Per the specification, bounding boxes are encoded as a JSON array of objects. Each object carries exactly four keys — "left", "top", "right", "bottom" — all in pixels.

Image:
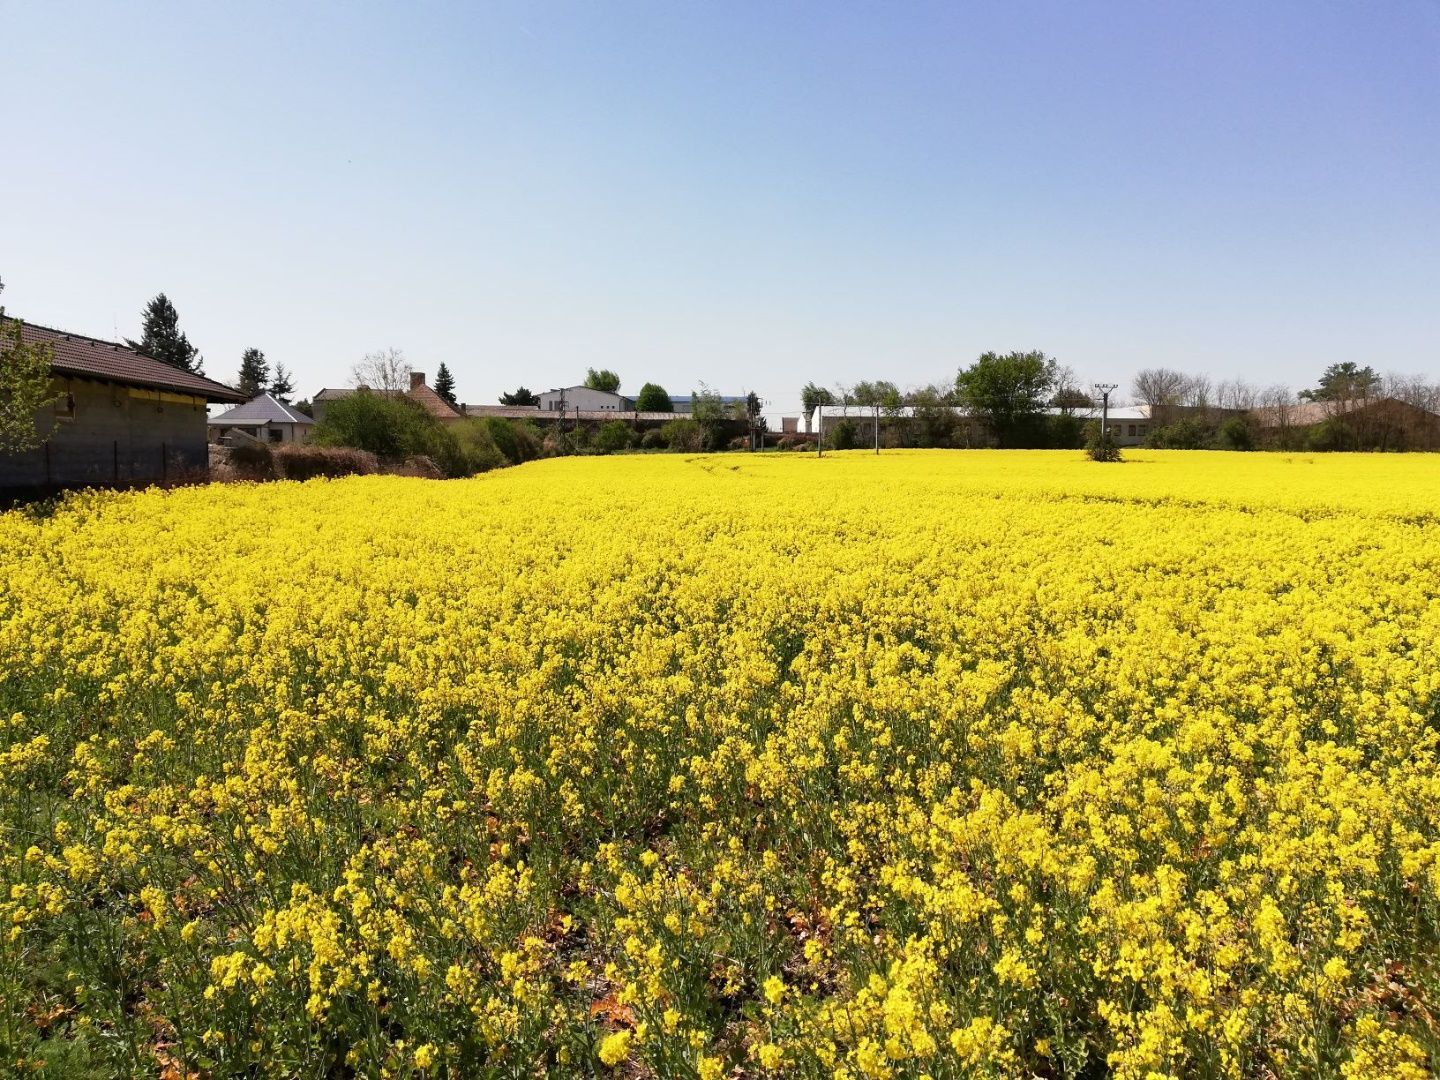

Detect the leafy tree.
[
  {"left": 689, "top": 383, "right": 737, "bottom": 450},
  {"left": 269, "top": 363, "right": 295, "bottom": 402},
  {"left": 129, "top": 293, "right": 203, "bottom": 374},
  {"left": 635, "top": 383, "right": 673, "bottom": 412},
  {"left": 1300, "top": 362, "right": 1380, "bottom": 403},
  {"left": 658, "top": 417, "right": 705, "bottom": 452},
  {"left": 745, "top": 391, "right": 767, "bottom": 433},
  {"left": 1215, "top": 416, "right": 1254, "bottom": 450},
  {"left": 433, "top": 363, "right": 458, "bottom": 407},
  {"left": 905, "top": 384, "right": 960, "bottom": 448},
  {"left": 801, "top": 383, "right": 835, "bottom": 432},
  {"left": 0, "top": 292, "right": 61, "bottom": 454},
  {"left": 237, "top": 348, "right": 269, "bottom": 397},
  {"left": 584, "top": 368, "right": 621, "bottom": 393},
  {"left": 825, "top": 418, "right": 861, "bottom": 451},
  {"left": 500, "top": 387, "right": 540, "bottom": 407},
  {"left": 351, "top": 348, "right": 410, "bottom": 392},
  {"left": 292, "top": 399, "right": 314, "bottom": 418},
  {"left": 955, "top": 350, "right": 1057, "bottom": 447}
]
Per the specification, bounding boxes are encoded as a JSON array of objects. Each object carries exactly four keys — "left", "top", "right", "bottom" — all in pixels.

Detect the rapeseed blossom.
[{"left": 1, "top": 449, "right": 1439, "bottom": 1076}]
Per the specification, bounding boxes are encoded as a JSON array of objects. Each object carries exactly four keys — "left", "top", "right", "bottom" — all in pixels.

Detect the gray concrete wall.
[{"left": 0, "top": 378, "right": 211, "bottom": 490}]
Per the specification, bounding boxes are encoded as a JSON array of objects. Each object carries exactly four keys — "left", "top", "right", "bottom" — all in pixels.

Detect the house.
[
  {"left": 311, "top": 371, "right": 463, "bottom": 423},
  {"left": 1072, "top": 405, "right": 1152, "bottom": 445},
  {"left": 1, "top": 317, "right": 246, "bottom": 492},
  {"left": 208, "top": 392, "right": 315, "bottom": 445},
  {"left": 536, "top": 386, "right": 633, "bottom": 412}
]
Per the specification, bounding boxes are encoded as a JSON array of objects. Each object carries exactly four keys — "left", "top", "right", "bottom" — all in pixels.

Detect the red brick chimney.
[{"left": 410, "top": 371, "right": 426, "bottom": 391}]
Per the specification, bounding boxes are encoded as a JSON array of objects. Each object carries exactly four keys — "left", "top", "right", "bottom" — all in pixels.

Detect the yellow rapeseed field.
[{"left": 3, "top": 449, "right": 1440, "bottom": 1078}]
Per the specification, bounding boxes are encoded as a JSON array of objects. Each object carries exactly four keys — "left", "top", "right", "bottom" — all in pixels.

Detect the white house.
[
  {"left": 208, "top": 393, "right": 315, "bottom": 445},
  {"left": 536, "top": 386, "right": 633, "bottom": 412}
]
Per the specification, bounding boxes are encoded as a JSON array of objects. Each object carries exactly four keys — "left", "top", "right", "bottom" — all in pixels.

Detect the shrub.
[
  {"left": 594, "top": 421, "right": 634, "bottom": 455},
  {"left": 639, "top": 429, "right": 667, "bottom": 451},
  {"left": 312, "top": 392, "right": 435, "bottom": 462},
  {"left": 1305, "top": 418, "right": 1355, "bottom": 452},
  {"left": 1214, "top": 417, "right": 1254, "bottom": 451},
  {"left": 272, "top": 445, "right": 379, "bottom": 480},
  {"left": 1048, "top": 414, "right": 1086, "bottom": 450},
  {"left": 825, "top": 419, "right": 860, "bottom": 451},
  {"left": 227, "top": 442, "right": 274, "bottom": 478},
  {"left": 482, "top": 417, "right": 543, "bottom": 466},
  {"left": 776, "top": 436, "right": 807, "bottom": 451},
  {"left": 660, "top": 418, "right": 705, "bottom": 453},
  {"left": 1084, "top": 421, "right": 1122, "bottom": 462},
  {"left": 449, "top": 421, "right": 508, "bottom": 475},
  {"left": 1147, "top": 417, "right": 1215, "bottom": 450}
]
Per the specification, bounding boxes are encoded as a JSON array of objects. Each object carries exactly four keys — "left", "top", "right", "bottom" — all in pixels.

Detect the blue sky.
[{"left": 2, "top": 1, "right": 1437, "bottom": 415}]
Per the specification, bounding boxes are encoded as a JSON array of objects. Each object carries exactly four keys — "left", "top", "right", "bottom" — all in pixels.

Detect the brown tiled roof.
[
  {"left": 4, "top": 317, "right": 247, "bottom": 402},
  {"left": 406, "top": 381, "right": 462, "bottom": 420}
]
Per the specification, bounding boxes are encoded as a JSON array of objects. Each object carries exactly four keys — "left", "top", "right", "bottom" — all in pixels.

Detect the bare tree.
[
  {"left": 1258, "top": 384, "right": 1297, "bottom": 448},
  {"left": 1180, "top": 374, "right": 1212, "bottom": 411},
  {"left": 1216, "top": 379, "right": 1258, "bottom": 412},
  {"left": 1132, "top": 368, "right": 1188, "bottom": 425},
  {"left": 1051, "top": 364, "right": 1092, "bottom": 413},
  {"left": 351, "top": 348, "right": 411, "bottom": 392}
]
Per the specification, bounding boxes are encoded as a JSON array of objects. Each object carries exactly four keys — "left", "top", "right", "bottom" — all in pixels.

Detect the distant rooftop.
[{"left": 209, "top": 392, "right": 315, "bottom": 426}]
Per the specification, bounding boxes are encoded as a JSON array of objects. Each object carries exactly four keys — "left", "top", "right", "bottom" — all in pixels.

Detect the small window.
[
  {"left": 267, "top": 428, "right": 283, "bottom": 443},
  {"left": 1128, "top": 424, "right": 1137, "bottom": 436},
  {"left": 54, "top": 393, "right": 76, "bottom": 421}
]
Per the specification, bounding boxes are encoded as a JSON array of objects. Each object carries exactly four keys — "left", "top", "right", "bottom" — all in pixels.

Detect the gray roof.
[{"left": 209, "top": 392, "right": 315, "bottom": 425}]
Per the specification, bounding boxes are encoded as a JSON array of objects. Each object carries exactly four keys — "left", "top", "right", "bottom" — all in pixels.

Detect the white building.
[
  {"left": 536, "top": 386, "right": 633, "bottom": 412},
  {"left": 208, "top": 393, "right": 315, "bottom": 445}
]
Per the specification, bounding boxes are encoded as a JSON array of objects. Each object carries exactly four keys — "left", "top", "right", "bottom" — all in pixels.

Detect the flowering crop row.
[{"left": 2, "top": 450, "right": 1439, "bottom": 1077}]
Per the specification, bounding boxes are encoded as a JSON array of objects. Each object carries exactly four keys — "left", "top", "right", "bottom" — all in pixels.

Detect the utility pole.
[
  {"left": 816, "top": 404, "right": 823, "bottom": 458},
  {"left": 874, "top": 404, "right": 880, "bottom": 454},
  {"left": 1093, "top": 383, "right": 1118, "bottom": 439}
]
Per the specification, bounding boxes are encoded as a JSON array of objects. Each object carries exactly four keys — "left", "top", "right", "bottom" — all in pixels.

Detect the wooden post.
[
  {"left": 162, "top": 442, "right": 167, "bottom": 484},
  {"left": 113, "top": 440, "right": 119, "bottom": 483}
]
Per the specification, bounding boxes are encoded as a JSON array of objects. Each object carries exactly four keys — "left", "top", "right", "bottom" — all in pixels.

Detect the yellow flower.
[{"left": 598, "top": 1030, "right": 633, "bottom": 1068}]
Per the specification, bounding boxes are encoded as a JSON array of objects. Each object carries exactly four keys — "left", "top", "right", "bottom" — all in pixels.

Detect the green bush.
[
  {"left": 639, "top": 429, "right": 667, "bottom": 451},
  {"left": 1084, "top": 420, "right": 1122, "bottom": 462},
  {"left": 312, "top": 392, "right": 447, "bottom": 462},
  {"left": 450, "top": 420, "right": 509, "bottom": 475},
  {"left": 479, "top": 417, "right": 542, "bottom": 466},
  {"left": 1146, "top": 417, "right": 1215, "bottom": 449},
  {"left": 594, "top": 420, "right": 634, "bottom": 454},
  {"left": 660, "top": 418, "right": 705, "bottom": 452},
  {"left": 1214, "top": 417, "right": 1254, "bottom": 451},
  {"left": 1048, "top": 414, "right": 1086, "bottom": 450},
  {"left": 1304, "top": 418, "right": 1355, "bottom": 452},
  {"left": 825, "top": 419, "right": 861, "bottom": 451}
]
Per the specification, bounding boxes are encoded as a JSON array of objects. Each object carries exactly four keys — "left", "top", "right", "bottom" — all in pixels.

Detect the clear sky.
[{"left": 2, "top": 1, "right": 1437, "bottom": 416}]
